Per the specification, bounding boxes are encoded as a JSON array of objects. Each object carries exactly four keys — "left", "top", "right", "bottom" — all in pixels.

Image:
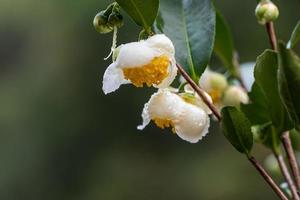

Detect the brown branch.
[
  {"left": 265, "top": 22, "right": 278, "bottom": 51},
  {"left": 249, "top": 156, "right": 289, "bottom": 200},
  {"left": 282, "top": 131, "right": 300, "bottom": 191},
  {"left": 275, "top": 152, "right": 300, "bottom": 200},
  {"left": 176, "top": 63, "right": 222, "bottom": 121}
]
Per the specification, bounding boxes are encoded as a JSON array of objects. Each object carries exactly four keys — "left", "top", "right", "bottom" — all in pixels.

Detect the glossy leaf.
[
  {"left": 241, "top": 82, "right": 270, "bottom": 125},
  {"left": 278, "top": 42, "right": 300, "bottom": 128},
  {"left": 287, "top": 20, "right": 300, "bottom": 49},
  {"left": 155, "top": 0, "right": 216, "bottom": 80},
  {"left": 116, "top": 0, "right": 159, "bottom": 30},
  {"left": 214, "top": 10, "right": 238, "bottom": 77},
  {"left": 221, "top": 106, "right": 253, "bottom": 155},
  {"left": 254, "top": 50, "right": 293, "bottom": 133}
]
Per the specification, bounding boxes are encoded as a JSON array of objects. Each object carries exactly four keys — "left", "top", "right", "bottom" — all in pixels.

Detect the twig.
[
  {"left": 176, "top": 63, "right": 222, "bottom": 121},
  {"left": 275, "top": 152, "right": 300, "bottom": 200},
  {"left": 265, "top": 20, "right": 300, "bottom": 197},
  {"left": 249, "top": 156, "right": 289, "bottom": 200},
  {"left": 282, "top": 131, "right": 300, "bottom": 191},
  {"left": 265, "top": 22, "right": 278, "bottom": 51}
]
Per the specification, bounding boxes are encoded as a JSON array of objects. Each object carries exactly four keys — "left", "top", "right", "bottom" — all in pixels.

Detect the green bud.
[
  {"left": 255, "top": 0, "right": 279, "bottom": 25},
  {"left": 93, "top": 3, "right": 124, "bottom": 34},
  {"left": 93, "top": 11, "right": 114, "bottom": 34},
  {"left": 108, "top": 12, "right": 124, "bottom": 28}
]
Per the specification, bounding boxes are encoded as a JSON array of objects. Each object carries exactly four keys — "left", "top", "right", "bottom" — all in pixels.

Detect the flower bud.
[
  {"left": 93, "top": 11, "right": 114, "bottom": 34},
  {"left": 223, "top": 86, "right": 249, "bottom": 107},
  {"left": 108, "top": 12, "right": 123, "bottom": 28},
  {"left": 93, "top": 3, "right": 123, "bottom": 34},
  {"left": 255, "top": 0, "right": 279, "bottom": 25}
]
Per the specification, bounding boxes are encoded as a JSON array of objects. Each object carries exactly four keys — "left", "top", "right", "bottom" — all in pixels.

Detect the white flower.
[
  {"left": 223, "top": 86, "right": 249, "bottom": 107},
  {"left": 199, "top": 69, "right": 228, "bottom": 104},
  {"left": 102, "top": 34, "right": 177, "bottom": 94},
  {"left": 138, "top": 89, "right": 210, "bottom": 143}
]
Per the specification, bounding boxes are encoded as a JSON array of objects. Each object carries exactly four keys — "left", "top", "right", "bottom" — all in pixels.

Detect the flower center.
[
  {"left": 122, "top": 56, "right": 169, "bottom": 87},
  {"left": 209, "top": 89, "right": 222, "bottom": 104},
  {"left": 153, "top": 118, "right": 175, "bottom": 133}
]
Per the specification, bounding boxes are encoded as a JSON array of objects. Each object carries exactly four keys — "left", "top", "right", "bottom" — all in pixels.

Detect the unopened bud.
[
  {"left": 108, "top": 13, "right": 124, "bottom": 28},
  {"left": 93, "top": 3, "right": 123, "bottom": 34},
  {"left": 255, "top": 0, "right": 279, "bottom": 25},
  {"left": 223, "top": 86, "right": 249, "bottom": 107}
]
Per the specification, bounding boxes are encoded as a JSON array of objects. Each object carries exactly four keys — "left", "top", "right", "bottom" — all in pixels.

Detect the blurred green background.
[{"left": 0, "top": 0, "right": 299, "bottom": 199}]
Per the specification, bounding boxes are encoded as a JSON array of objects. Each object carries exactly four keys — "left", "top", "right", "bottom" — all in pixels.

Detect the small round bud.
[
  {"left": 222, "top": 86, "right": 249, "bottom": 107},
  {"left": 108, "top": 13, "right": 124, "bottom": 28},
  {"left": 93, "top": 11, "right": 113, "bottom": 34},
  {"left": 255, "top": 0, "right": 279, "bottom": 25},
  {"left": 93, "top": 3, "right": 124, "bottom": 34}
]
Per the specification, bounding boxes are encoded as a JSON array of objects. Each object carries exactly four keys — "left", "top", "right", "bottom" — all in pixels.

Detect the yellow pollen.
[
  {"left": 153, "top": 118, "right": 176, "bottom": 133},
  {"left": 122, "top": 56, "right": 170, "bottom": 87},
  {"left": 209, "top": 89, "right": 222, "bottom": 104}
]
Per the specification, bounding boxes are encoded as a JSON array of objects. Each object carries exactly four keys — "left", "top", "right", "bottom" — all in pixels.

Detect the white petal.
[
  {"left": 137, "top": 89, "right": 184, "bottom": 131},
  {"left": 199, "top": 69, "right": 214, "bottom": 91},
  {"left": 147, "top": 89, "right": 184, "bottom": 120},
  {"left": 194, "top": 93, "right": 213, "bottom": 115},
  {"left": 175, "top": 104, "right": 210, "bottom": 143},
  {"left": 102, "top": 63, "right": 128, "bottom": 94},
  {"left": 223, "top": 86, "right": 249, "bottom": 107},
  {"left": 116, "top": 42, "right": 158, "bottom": 69},
  {"left": 145, "top": 34, "right": 175, "bottom": 57},
  {"left": 137, "top": 102, "right": 151, "bottom": 130}
]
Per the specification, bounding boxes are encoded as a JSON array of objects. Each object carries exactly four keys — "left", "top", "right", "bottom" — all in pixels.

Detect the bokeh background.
[{"left": 1, "top": 0, "right": 300, "bottom": 199}]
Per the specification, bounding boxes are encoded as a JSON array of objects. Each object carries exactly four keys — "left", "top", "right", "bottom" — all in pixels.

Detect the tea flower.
[
  {"left": 223, "top": 85, "right": 249, "bottom": 107},
  {"left": 199, "top": 69, "right": 228, "bottom": 104},
  {"left": 102, "top": 34, "right": 177, "bottom": 94},
  {"left": 138, "top": 89, "right": 210, "bottom": 143}
]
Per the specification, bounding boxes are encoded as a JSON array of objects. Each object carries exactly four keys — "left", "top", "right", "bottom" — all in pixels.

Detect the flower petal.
[
  {"left": 145, "top": 34, "right": 175, "bottom": 57},
  {"left": 102, "top": 63, "right": 128, "bottom": 94},
  {"left": 137, "top": 102, "right": 151, "bottom": 130},
  {"left": 116, "top": 42, "right": 158, "bottom": 69},
  {"left": 175, "top": 104, "right": 210, "bottom": 143}
]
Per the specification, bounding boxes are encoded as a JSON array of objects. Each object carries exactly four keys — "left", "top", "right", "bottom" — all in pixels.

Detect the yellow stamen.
[
  {"left": 153, "top": 118, "right": 176, "bottom": 133},
  {"left": 122, "top": 56, "right": 169, "bottom": 87},
  {"left": 209, "top": 89, "right": 222, "bottom": 104}
]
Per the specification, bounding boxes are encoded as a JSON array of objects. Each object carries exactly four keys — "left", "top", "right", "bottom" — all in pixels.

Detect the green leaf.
[
  {"left": 154, "top": 0, "right": 216, "bottom": 80},
  {"left": 213, "top": 10, "right": 238, "bottom": 77},
  {"left": 254, "top": 50, "right": 293, "bottom": 133},
  {"left": 287, "top": 20, "right": 300, "bottom": 49},
  {"left": 116, "top": 0, "right": 159, "bottom": 30},
  {"left": 241, "top": 82, "right": 270, "bottom": 125},
  {"left": 221, "top": 106, "right": 253, "bottom": 155},
  {"left": 278, "top": 42, "right": 300, "bottom": 128}
]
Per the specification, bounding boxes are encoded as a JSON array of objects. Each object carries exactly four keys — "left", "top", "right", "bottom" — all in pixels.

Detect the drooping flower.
[
  {"left": 223, "top": 85, "right": 249, "bottom": 107},
  {"left": 138, "top": 89, "right": 211, "bottom": 143},
  {"left": 102, "top": 34, "right": 177, "bottom": 94},
  {"left": 199, "top": 69, "right": 228, "bottom": 105}
]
